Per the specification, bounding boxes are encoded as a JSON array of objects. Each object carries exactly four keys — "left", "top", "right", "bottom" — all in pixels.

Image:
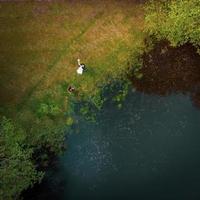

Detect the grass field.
[{"left": 0, "top": 0, "right": 145, "bottom": 113}]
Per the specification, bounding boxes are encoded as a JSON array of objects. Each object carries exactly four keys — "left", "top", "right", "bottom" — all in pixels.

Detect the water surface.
[{"left": 29, "top": 91, "right": 200, "bottom": 200}]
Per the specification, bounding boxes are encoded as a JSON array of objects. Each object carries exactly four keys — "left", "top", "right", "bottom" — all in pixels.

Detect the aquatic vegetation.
[
  {"left": 111, "top": 80, "right": 131, "bottom": 109},
  {"left": 65, "top": 117, "right": 74, "bottom": 126}
]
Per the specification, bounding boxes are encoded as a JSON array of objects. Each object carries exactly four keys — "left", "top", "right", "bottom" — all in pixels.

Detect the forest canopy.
[
  {"left": 0, "top": 117, "right": 43, "bottom": 200},
  {"left": 145, "top": 0, "right": 200, "bottom": 47}
]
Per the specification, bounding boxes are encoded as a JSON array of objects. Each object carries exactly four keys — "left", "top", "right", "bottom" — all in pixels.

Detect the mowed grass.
[{"left": 0, "top": 1, "right": 145, "bottom": 112}]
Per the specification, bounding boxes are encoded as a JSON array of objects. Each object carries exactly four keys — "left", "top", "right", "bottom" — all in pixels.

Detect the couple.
[
  {"left": 68, "top": 59, "right": 86, "bottom": 93},
  {"left": 76, "top": 58, "right": 86, "bottom": 75}
]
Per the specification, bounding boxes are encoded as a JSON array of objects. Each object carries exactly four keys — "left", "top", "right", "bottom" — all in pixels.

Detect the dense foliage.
[
  {"left": 0, "top": 117, "right": 43, "bottom": 200},
  {"left": 145, "top": 0, "right": 200, "bottom": 47},
  {"left": 0, "top": 88, "right": 68, "bottom": 199}
]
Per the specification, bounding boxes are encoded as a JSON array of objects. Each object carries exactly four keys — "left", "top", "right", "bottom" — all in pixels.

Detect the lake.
[{"left": 27, "top": 91, "right": 200, "bottom": 200}]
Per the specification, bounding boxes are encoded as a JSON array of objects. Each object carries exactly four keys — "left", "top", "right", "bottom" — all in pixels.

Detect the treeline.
[{"left": 145, "top": 0, "right": 200, "bottom": 48}]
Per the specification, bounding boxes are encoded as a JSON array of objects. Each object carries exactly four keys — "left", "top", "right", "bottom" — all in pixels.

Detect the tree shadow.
[{"left": 132, "top": 40, "right": 200, "bottom": 108}]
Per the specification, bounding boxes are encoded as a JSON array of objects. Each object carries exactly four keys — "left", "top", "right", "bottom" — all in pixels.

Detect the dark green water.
[{"left": 29, "top": 91, "right": 200, "bottom": 200}]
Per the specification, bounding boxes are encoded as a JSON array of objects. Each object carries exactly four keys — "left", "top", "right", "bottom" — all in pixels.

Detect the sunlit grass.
[{"left": 0, "top": 1, "right": 145, "bottom": 120}]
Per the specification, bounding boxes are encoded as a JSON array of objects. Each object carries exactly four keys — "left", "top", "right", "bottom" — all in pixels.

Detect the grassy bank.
[
  {"left": 0, "top": 1, "right": 146, "bottom": 199},
  {"left": 2, "top": 0, "right": 200, "bottom": 199}
]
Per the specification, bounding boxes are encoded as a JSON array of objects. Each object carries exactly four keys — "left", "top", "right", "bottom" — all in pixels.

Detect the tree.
[
  {"left": 145, "top": 0, "right": 200, "bottom": 47},
  {"left": 0, "top": 117, "right": 43, "bottom": 200}
]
